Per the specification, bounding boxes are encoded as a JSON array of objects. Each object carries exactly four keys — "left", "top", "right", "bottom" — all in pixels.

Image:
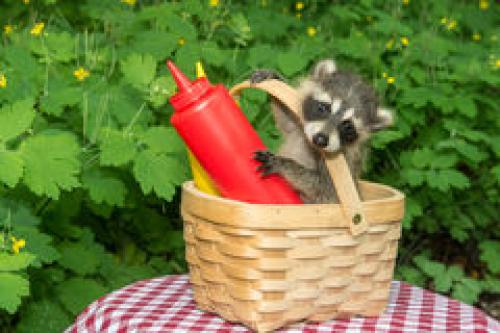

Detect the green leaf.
[
  {"left": 426, "top": 169, "right": 470, "bottom": 191},
  {"left": 99, "top": 128, "right": 137, "bottom": 166},
  {"left": 452, "top": 278, "right": 482, "bottom": 305},
  {"left": 479, "top": 241, "right": 500, "bottom": 274},
  {"left": 434, "top": 273, "right": 453, "bottom": 293},
  {"left": 371, "top": 130, "right": 405, "bottom": 149},
  {"left": 447, "top": 265, "right": 465, "bottom": 281},
  {"left": 492, "top": 165, "right": 500, "bottom": 184},
  {"left": 56, "top": 277, "right": 108, "bottom": 315},
  {"left": 173, "top": 44, "right": 202, "bottom": 78},
  {"left": 413, "top": 255, "right": 446, "bottom": 277},
  {"left": 438, "top": 139, "right": 488, "bottom": 163},
  {"left": 16, "top": 300, "right": 72, "bottom": 333},
  {"left": 429, "top": 154, "right": 458, "bottom": 169},
  {"left": 1, "top": 47, "right": 40, "bottom": 102},
  {"left": 247, "top": 44, "right": 276, "bottom": 68},
  {"left": 228, "top": 12, "right": 253, "bottom": 46},
  {"left": 411, "top": 148, "right": 433, "bottom": 169},
  {"left": 277, "top": 51, "right": 309, "bottom": 77},
  {"left": 164, "top": 12, "right": 198, "bottom": 40},
  {"left": 82, "top": 171, "right": 127, "bottom": 206},
  {"left": 0, "top": 272, "right": 29, "bottom": 314},
  {"left": 46, "top": 32, "right": 76, "bottom": 62},
  {"left": 133, "top": 149, "right": 187, "bottom": 201},
  {"left": 40, "top": 87, "right": 81, "bottom": 116},
  {"left": 139, "top": 126, "right": 185, "bottom": 154},
  {"left": 121, "top": 53, "right": 157, "bottom": 88},
  {"left": 334, "top": 32, "right": 372, "bottom": 60},
  {"left": 58, "top": 241, "right": 103, "bottom": 276},
  {"left": 148, "top": 76, "right": 176, "bottom": 108},
  {"left": 402, "top": 197, "right": 423, "bottom": 229},
  {"left": 400, "top": 168, "right": 425, "bottom": 187},
  {"left": 13, "top": 226, "right": 59, "bottom": 268},
  {"left": 20, "top": 131, "right": 81, "bottom": 199},
  {"left": 454, "top": 96, "right": 477, "bottom": 118},
  {"left": 129, "top": 31, "right": 176, "bottom": 61},
  {"left": 0, "top": 252, "right": 35, "bottom": 271},
  {"left": 200, "top": 41, "right": 230, "bottom": 67},
  {"left": 0, "top": 99, "right": 35, "bottom": 143},
  {"left": 99, "top": 254, "right": 157, "bottom": 290},
  {"left": 0, "top": 151, "right": 23, "bottom": 188}
]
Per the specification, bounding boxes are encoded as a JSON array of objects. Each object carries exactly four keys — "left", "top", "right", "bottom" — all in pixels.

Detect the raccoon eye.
[
  {"left": 317, "top": 102, "right": 331, "bottom": 115},
  {"left": 338, "top": 120, "right": 358, "bottom": 144}
]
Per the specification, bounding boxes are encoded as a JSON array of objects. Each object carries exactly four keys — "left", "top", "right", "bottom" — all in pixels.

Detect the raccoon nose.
[{"left": 312, "top": 133, "right": 329, "bottom": 148}]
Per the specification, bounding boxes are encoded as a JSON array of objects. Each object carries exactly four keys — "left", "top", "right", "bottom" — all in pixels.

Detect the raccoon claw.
[
  {"left": 250, "top": 70, "right": 285, "bottom": 84},
  {"left": 253, "top": 150, "right": 277, "bottom": 176},
  {"left": 253, "top": 150, "right": 273, "bottom": 163}
]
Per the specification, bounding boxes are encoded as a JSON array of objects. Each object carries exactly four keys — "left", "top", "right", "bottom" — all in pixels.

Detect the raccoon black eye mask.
[{"left": 303, "top": 98, "right": 331, "bottom": 120}]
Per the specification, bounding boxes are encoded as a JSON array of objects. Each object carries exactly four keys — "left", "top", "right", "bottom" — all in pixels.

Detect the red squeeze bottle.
[{"left": 167, "top": 61, "right": 302, "bottom": 204}]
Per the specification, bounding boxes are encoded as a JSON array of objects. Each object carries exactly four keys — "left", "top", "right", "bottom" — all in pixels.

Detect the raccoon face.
[
  {"left": 302, "top": 96, "right": 361, "bottom": 152},
  {"left": 299, "top": 59, "right": 393, "bottom": 153}
]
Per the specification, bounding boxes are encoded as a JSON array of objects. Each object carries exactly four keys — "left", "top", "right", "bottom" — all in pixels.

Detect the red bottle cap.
[{"left": 167, "top": 60, "right": 211, "bottom": 111}]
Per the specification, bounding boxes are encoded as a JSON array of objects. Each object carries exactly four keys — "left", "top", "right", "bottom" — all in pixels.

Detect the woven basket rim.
[{"left": 181, "top": 180, "right": 404, "bottom": 230}]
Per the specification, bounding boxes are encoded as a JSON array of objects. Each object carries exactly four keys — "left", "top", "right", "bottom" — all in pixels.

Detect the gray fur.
[{"left": 251, "top": 59, "right": 393, "bottom": 203}]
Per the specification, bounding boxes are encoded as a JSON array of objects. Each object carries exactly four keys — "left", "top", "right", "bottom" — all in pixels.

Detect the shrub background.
[{"left": 0, "top": 0, "right": 498, "bottom": 331}]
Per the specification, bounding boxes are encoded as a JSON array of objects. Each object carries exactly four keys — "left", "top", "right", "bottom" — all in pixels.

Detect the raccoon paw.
[
  {"left": 253, "top": 150, "right": 278, "bottom": 176},
  {"left": 250, "top": 70, "right": 284, "bottom": 84}
]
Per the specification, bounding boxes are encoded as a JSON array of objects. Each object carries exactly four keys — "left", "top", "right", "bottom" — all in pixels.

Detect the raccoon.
[{"left": 251, "top": 59, "right": 393, "bottom": 204}]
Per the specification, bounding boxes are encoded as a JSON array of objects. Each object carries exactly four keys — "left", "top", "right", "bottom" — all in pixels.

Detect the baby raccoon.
[{"left": 251, "top": 59, "right": 393, "bottom": 203}]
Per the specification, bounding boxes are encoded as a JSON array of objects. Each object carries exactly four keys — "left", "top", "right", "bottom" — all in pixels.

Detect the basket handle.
[{"left": 229, "top": 80, "right": 368, "bottom": 236}]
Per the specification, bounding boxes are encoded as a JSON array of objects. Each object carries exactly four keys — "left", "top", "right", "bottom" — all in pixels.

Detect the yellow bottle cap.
[{"left": 196, "top": 61, "right": 206, "bottom": 78}]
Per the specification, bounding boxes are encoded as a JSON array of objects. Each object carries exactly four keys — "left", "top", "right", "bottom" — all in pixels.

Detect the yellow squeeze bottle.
[{"left": 185, "top": 62, "right": 220, "bottom": 196}]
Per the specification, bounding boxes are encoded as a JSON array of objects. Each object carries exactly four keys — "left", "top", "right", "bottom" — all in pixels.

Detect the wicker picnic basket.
[{"left": 180, "top": 79, "right": 405, "bottom": 332}]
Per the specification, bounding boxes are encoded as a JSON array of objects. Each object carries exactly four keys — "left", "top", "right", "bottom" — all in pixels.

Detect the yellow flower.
[
  {"left": 382, "top": 72, "right": 388, "bottom": 78},
  {"left": 3, "top": 24, "right": 13, "bottom": 35},
  {"left": 447, "top": 19, "right": 457, "bottom": 30},
  {"left": 30, "top": 22, "right": 45, "bottom": 36},
  {"left": 0, "top": 74, "right": 7, "bottom": 89},
  {"left": 307, "top": 26, "right": 317, "bottom": 37},
  {"left": 296, "top": 13, "right": 302, "bottom": 19},
  {"left": 472, "top": 33, "right": 481, "bottom": 41},
  {"left": 209, "top": 0, "right": 219, "bottom": 7},
  {"left": 11, "top": 237, "right": 26, "bottom": 254},
  {"left": 440, "top": 17, "right": 448, "bottom": 25},
  {"left": 401, "top": 36, "right": 409, "bottom": 46},
  {"left": 495, "top": 58, "right": 500, "bottom": 69},
  {"left": 295, "top": 1, "right": 304, "bottom": 10},
  {"left": 479, "top": 0, "right": 489, "bottom": 10},
  {"left": 178, "top": 37, "right": 185, "bottom": 46},
  {"left": 385, "top": 38, "right": 394, "bottom": 49},
  {"left": 402, "top": 0, "right": 410, "bottom": 5},
  {"left": 73, "top": 67, "right": 90, "bottom": 81},
  {"left": 121, "top": 0, "right": 136, "bottom": 5},
  {"left": 23, "top": 0, "right": 30, "bottom": 4},
  {"left": 387, "top": 76, "right": 396, "bottom": 84}
]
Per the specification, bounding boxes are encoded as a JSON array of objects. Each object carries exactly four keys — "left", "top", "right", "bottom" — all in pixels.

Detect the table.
[{"left": 66, "top": 275, "right": 499, "bottom": 332}]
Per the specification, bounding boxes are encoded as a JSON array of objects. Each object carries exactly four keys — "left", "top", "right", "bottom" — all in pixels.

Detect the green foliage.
[{"left": 0, "top": 0, "right": 498, "bottom": 331}]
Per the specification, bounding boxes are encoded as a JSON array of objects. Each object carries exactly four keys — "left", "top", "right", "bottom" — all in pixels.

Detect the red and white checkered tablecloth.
[{"left": 66, "top": 275, "right": 499, "bottom": 333}]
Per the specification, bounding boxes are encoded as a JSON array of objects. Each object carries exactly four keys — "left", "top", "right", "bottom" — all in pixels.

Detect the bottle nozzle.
[{"left": 167, "top": 60, "right": 192, "bottom": 92}]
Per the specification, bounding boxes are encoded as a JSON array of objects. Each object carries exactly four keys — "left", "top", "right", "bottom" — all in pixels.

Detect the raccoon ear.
[
  {"left": 370, "top": 107, "right": 393, "bottom": 132},
  {"left": 312, "top": 59, "right": 337, "bottom": 80}
]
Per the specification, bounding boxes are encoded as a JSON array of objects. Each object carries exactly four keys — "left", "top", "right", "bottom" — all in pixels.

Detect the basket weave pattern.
[
  {"left": 180, "top": 80, "right": 404, "bottom": 332},
  {"left": 181, "top": 182, "right": 402, "bottom": 332}
]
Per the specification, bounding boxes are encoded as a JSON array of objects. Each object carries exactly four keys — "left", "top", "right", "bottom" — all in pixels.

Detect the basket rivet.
[{"left": 353, "top": 213, "right": 362, "bottom": 225}]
